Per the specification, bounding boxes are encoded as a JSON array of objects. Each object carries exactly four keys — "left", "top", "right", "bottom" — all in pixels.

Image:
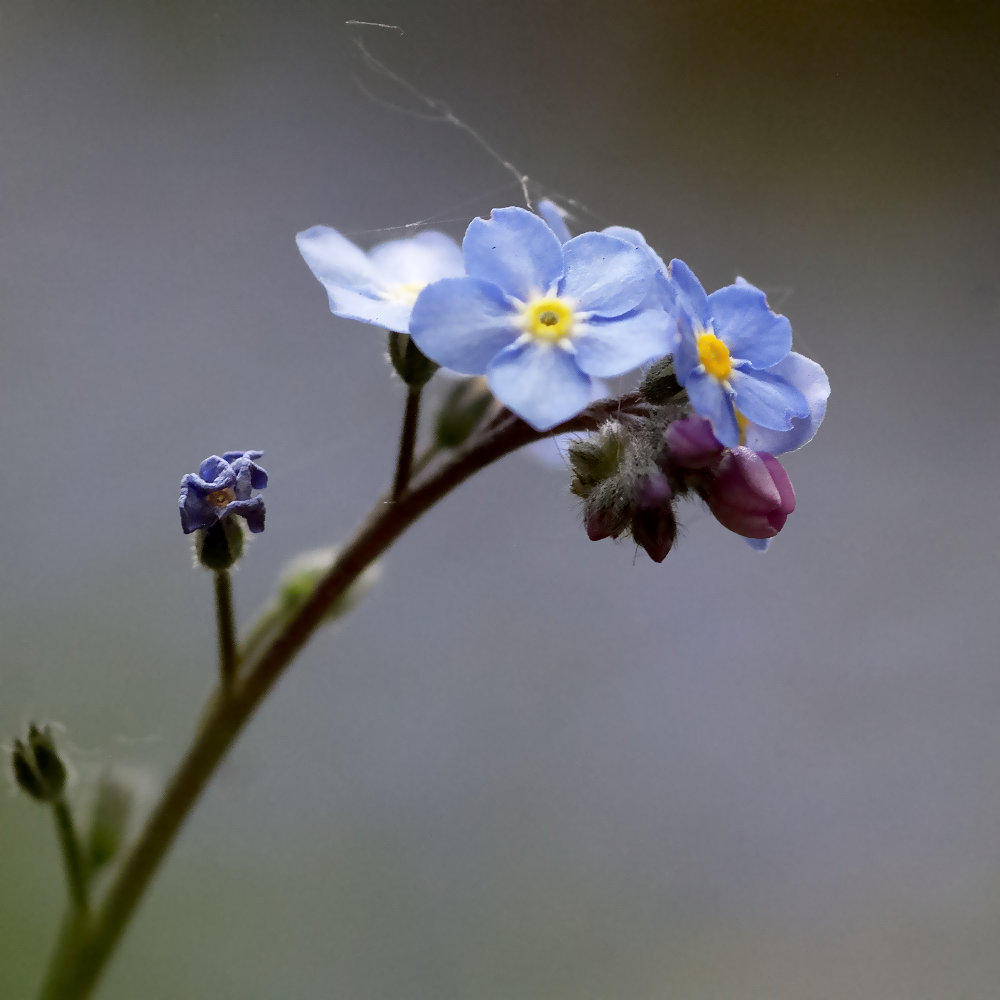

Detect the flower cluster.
[{"left": 296, "top": 200, "right": 829, "bottom": 557}]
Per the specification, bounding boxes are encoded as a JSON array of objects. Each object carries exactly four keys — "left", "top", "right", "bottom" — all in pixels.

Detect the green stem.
[
  {"left": 52, "top": 798, "right": 89, "bottom": 914},
  {"left": 391, "top": 385, "right": 422, "bottom": 501},
  {"left": 36, "top": 394, "right": 639, "bottom": 1000},
  {"left": 214, "top": 569, "right": 238, "bottom": 687}
]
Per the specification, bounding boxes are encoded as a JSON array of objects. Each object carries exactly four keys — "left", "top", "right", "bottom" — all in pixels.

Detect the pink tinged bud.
[
  {"left": 634, "top": 472, "right": 672, "bottom": 509},
  {"left": 585, "top": 501, "right": 625, "bottom": 541},
  {"left": 708, "top": 448, "right": 796, "bottom": 539},
  {"left": 631, "top": 506, "right": 676, "bottom": 563},
  {"left": 665, "top": 416, "right": 724, "bottom": 469}
]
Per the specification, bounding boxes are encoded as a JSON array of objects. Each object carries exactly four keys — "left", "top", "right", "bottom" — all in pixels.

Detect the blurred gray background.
[{"left": 2, "top": 1, "right": 998, "bottom": 997}]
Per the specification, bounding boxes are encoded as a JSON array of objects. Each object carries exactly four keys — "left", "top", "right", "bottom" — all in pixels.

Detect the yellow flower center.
[
  {"left": 697, "top": 329, "right": 732, "bottom": 380},
  {"left": 207, "top": 488, "right": 236, "bottom": 508},
  {"left": 384, "top": 281, "right": 426, "bottom": 306},
  {"left": 521, "top": 296, "right": 574, "bottom": 343}
]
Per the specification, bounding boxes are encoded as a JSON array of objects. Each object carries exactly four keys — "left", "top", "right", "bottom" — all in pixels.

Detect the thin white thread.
[
  {"left": 352, "top": 38, "right": 533, "bottom": 211},
  {"left": 345, "top": 21, "right": 404, "bottom": 34}
]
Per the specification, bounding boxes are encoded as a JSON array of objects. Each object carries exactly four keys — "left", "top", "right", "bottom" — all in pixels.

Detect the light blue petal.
[
  {"left": 708, "top": 281, "right": 791, "bottom": 368},
  {"left": 296, "top": 226, "right": 379, "bottom": 295},
  {"left": 409, "top": 278, "right": 520, "bottom": 374},
  {"left": 573, "top": 308, "right": 676, "bottom": 377},
  {"left": 537, "top": 199, "right": 572, "bottom": 243},
  {"left": 523, "top": 377, "right": 608, "bottom": 467},
  {"left": 730, "top": 368, "right": 809, "bottom": 430},
  {"left": 321, "top": 286, "right": 411, "bottom": 332},
  {"left": 672, "top": 304, "right": 700, "bottom": 383},
  {"left": 602, "top": 226, "right": 668, "bottom": 274},
  {"left": 367, "top": 231, "right": 464, "bottom": 285},
  {"left": 463, "top": 208, "right": 564, "bottom": 301},
  {"left": 668, "top": 259, "right": 710, "bottom": 327},
  {"left": 743, "top": 353, "right": 830, "bottom": 454},
  {"left": 686, "top": 371, "right": 740, "bottom": 447},
  {"left": 486, "top": 341, "right": 592, "bottom": 431},
  {"left": 746, "top": 537, "right": 772, "bottom": 551},
  {"left": 561, "top": 233, "right": 654, "bottom": 316}
]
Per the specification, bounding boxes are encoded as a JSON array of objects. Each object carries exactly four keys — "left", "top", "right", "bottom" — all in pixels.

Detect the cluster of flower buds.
[
  {"left": 569, "top": 393, "right": 798, "bottom": 560},
  {"left": 296, "top": 198, "right": 829, "bottom": 560}
]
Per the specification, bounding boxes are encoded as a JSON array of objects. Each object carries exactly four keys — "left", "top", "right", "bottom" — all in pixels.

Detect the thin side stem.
[
  {"left": 37, "top": 394, "right": 641, "bottom": 1000},
  {"left": 391, "top": 385, "right": 422, "bottom": 501},
  {"left": 214, "top": 569, "right": 237, "bottom": 687},
  {"left": 408, "top": 440, "right": 441, "bottom": 482},
  {"left": 52, "top": 798, "right": 88, "bottom": 914}
]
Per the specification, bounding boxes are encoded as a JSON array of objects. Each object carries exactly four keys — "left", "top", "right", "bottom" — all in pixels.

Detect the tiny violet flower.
[
  {"left": 410, "top": 207, "right": 673, "bottom": 431},
  {"left": 707, "top": 447, "right": 795, "bottom": 541},
  {"left": 179, "top": 451, "right": 267, "bottom": 535},
  {"left": 669, "top": 260, "right": 811, "bottom": 448},
  {"left": 296, "top": 226, "right": 464, "bottom": 333}
]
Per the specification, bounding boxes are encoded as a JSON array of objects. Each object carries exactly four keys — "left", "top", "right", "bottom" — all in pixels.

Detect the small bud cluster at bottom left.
[{"left": 11, "top": 724, "right": 67, "bottom": 802}]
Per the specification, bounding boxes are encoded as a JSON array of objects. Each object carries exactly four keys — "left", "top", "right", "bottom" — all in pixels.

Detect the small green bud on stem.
[
  {"left": 639, "top": 358, "right": 682, "bottom": 405},
  {"left": 388, "top": 331, "right": 438, "bottom": 388},
  {"left": 196, "top": 518, "right": 245, "bottom": 570},
  {"left": 435, "top": 377, "right": 496, "bottom": 449},
  {"left": 87, "top": 770, "right": 136, "bottom": 871}
]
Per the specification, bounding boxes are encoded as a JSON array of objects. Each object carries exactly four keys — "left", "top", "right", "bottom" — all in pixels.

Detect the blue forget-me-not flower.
[
  {"left": 668, "top": 259, "right": 811, "bottom": 448},
  {"left": 739, "top": 351, "right": 830, "bottom": 456},
  {"left": 409, "top": 207, "right": 674, "bottom": 431},
  {"left": 296, "top": 226, "right": 464, "bottom": 333},
  {"left": 179, "top": 451, "right": 267, "bottom": 535}
]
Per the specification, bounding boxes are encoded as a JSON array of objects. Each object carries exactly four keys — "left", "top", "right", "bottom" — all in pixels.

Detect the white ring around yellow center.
[{"left": 521, "top": 296, "right": 575, "bottom": 343}]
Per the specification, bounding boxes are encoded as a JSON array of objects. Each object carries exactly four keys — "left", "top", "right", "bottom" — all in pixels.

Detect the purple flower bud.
[
  {"left": 707, "top": 447, "right": 796, "bottom": 540},
  {"left": 585, "top": 500, "right": 626, "bottom": 541},
  {"left": 631, "top": 505, "right": 677, "bottom": 563},
  {"left": 634, "top": 471, "right": 672, "bottom": 508},
  {"left": 665, "top": 416, "right": 724, "bottom": 469}
]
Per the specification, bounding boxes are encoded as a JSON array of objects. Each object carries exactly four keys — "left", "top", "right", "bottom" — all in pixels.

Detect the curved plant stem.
[
  {"left": 213, "top": 569, "right": 238, "bottom": 688},
  {"left": 36, "top": 394, "right": 640, "bottom": 1000},
  {"left": 52, "top": 798, "right": 89, "bottom": 915},
  {"left": 407, "top": 439, "right": 441, "bottom": 481},
  {"left": 391, "top": 385, "right": 422, "bottom": 500}
]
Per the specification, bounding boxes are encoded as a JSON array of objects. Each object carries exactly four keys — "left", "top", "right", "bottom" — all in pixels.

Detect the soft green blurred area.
[{"left": 2, "top": 1, "right": 998, "bottom": 997}]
